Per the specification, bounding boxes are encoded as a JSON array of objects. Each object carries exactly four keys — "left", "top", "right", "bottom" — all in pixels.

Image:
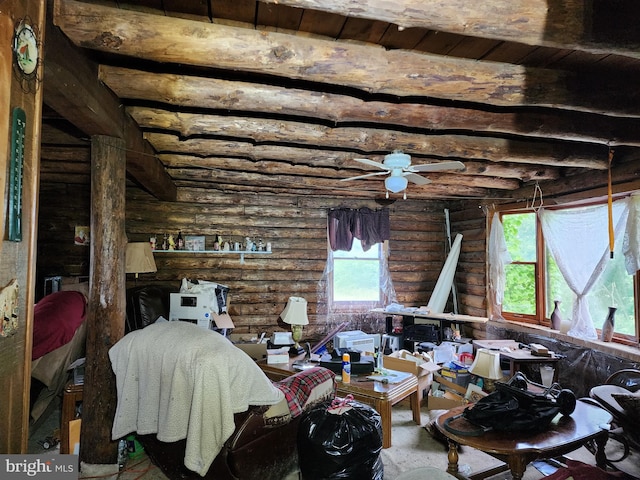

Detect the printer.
[{"left": 169, "top": 292, "right": 234, "bottom": 331}]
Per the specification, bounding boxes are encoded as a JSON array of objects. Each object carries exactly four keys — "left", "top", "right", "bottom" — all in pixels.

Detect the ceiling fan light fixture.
[
  {"left": 384, "top": 151, "right": 411, "bottom": 168},
  {"left": 385, "top": 175, "right": 408, "bottom": 193}
]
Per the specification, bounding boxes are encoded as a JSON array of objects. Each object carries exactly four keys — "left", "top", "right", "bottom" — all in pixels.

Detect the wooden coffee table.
[
  {"left": 259, "top": 355, "right": 421, "bottom": 448},
  {"left": 435, "top": 400, "right": 612, "bottom": 480}
]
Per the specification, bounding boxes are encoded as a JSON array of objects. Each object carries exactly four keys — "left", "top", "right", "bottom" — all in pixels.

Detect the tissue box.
[{"left": 267, "top": 347, "right": 290, "bottom": 364}]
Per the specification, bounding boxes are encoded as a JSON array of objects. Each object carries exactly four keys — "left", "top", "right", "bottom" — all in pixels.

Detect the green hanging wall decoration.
[{"left": 8, "top": 107, "right": 26, "bottom": 242}]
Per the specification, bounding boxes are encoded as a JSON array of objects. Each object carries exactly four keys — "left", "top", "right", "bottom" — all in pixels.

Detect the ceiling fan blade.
[
  {"left": 408, "top": 161, "right": 465, "bottom": 173},
  {"left": 340, "top": 171, "right": 388, "bottom": 182},
  {"left": 404, "top": 173, "right": 432, "bottom": 185},
  {"left": 353, "top": 158, "right": 389, "bottom": 170}
]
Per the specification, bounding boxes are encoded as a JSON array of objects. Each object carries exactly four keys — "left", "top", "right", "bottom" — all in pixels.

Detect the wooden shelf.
[{"left": 153, "top": 250, "right": 271, "bottom": 262}]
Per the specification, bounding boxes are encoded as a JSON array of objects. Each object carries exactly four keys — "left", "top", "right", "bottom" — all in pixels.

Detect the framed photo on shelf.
[{"left": 185, "top": 235, "right": 205, "bottom": 251}]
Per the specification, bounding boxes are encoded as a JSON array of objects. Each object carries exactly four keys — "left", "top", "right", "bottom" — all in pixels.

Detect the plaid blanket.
[{"left": 275, "top": 367, "right": 336, "bottom": 417}]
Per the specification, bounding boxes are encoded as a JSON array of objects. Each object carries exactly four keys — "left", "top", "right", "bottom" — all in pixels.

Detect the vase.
[
  {"left": 550, "top": 300, "right": 562, "bottom": 330},
  {"left": 601, "top": 307, "right": 616, "bottom": 342}
]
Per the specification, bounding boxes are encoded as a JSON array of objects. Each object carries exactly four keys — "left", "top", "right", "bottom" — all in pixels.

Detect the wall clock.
[{"left": 12, "top": 18, "right": 41, "bottom": 92}]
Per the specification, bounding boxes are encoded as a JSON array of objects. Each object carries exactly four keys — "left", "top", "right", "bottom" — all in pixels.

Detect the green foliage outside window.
[
  {"left": 333, "top": 240, "right": 381, "bottom": 302},
  {"left": 502, "top": 213, "right": 537, "bottom": 315},
  {"left": 501, "top": 209, "right": 636, "bottom": 338}
]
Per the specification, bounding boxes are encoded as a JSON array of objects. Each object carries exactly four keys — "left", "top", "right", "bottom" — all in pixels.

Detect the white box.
[{"left": 267, "top": 348, "right": 290, "bottom": 364}]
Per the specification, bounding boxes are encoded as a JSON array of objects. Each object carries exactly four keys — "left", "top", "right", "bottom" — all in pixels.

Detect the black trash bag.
[{"left": 298, "top": 395, "right": 384, "bottom": 480}]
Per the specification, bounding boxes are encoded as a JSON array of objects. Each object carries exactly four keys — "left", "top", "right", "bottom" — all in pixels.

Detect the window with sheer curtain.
[
  {"left": 317, "top": 207, "right": 397, "bottom": 315},
  {"left": 494, "top": 195, "right": 639, "bottom": 344}
]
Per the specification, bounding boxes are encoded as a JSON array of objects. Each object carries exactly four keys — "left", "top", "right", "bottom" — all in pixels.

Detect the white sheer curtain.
[
  {"left": 488, "top": 213, "right": 512, "bottom": 321},
  {"left": 539, "top": 198, "right": 630, "bottom": 339},
  {"left": 623, "top": 193, "right": 640, "bottom": 275}
]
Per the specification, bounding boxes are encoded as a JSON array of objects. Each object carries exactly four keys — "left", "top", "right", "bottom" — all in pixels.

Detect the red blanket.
[{"left": 32, "top": 291, "right": 87, "bottom": 360}]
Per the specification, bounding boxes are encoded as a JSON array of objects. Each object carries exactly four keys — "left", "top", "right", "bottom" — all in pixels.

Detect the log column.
[{"left": 80, "top": 135, "right": 126, "bottom": 465}]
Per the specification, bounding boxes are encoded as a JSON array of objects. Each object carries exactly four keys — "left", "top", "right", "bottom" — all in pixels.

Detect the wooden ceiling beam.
[
  {"left": 54, "top": 0, "right": 640, "bottom": 117},
  {"left": 43, "top": 21, "right": 176, "bottom": 201},
  {"left": 145, "top": 134, "right": 600, "bottom": 185},
  {"left": 158, "top": 154, "right": 521, "bottom": 190},
  {"left": 132, "top": 107, "right": 609, "bottom": 169},
  {"left": 260, "top": 0, "right": 640, "bottom": 60},
  {"left": 158, "top": 152, "right": 560, "bottom": 182},
  {"left": 99, "top": 66, "right": 640, "bottom": 147}
]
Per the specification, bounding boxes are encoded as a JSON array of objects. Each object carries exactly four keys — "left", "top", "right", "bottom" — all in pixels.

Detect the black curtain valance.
[{"left": 327, "top": 207, "right": 390, "bottom": 252}]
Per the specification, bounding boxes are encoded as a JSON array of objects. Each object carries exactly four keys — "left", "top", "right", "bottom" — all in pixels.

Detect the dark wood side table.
[
  {"left": 61, "top": 382, "right": 83, "bottom": 454},
  {"left": 472, "top": 339, "right": 562, "bottom": 383},
  {"left": 434, "top": 400, "right": 612, "bottom": 480},
  {"left": 259, "top": 355, "right": 421, "bottom": 449}
]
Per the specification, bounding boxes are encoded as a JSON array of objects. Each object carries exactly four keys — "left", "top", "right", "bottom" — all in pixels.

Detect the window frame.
[
  {"left": 328, "top": 239, "right": 386, "bottom": 312},
  {"left": 496, "top": 204, "right": 639, "bottom": 345}
]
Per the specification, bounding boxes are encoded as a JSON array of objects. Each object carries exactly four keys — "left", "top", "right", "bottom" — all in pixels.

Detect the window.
[
  {"left": 331, "top": 239, "right": 383, "bottom": 306},
  {"left": 499, "top": 202, "right": 638, "bottom": 344}
]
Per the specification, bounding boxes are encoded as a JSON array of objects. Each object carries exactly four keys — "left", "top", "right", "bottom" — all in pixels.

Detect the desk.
[
  {"left": 435, "top": 400, "right": 612, "bottom": 480},
  {"left": 259, "top": 355, "right": 420, "bottom": 449},
  {"left": 472, "top": 339, "right": 562, "bottom": 383}
]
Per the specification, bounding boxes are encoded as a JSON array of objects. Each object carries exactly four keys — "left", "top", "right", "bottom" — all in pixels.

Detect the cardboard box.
[
  {"left": 433, "top": 373, "right": 468, "bottom": 396},
  {"left": 384, "top": 350, "right": 441, "bottom": 403},
  {"left": 228, "top": 334, "right": 268, "bottom": 361},
  {"left": 427, "top": 390, "right": 467, "bottom": 410}
]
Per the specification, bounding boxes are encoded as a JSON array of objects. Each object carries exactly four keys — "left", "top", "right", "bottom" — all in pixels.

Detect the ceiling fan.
[{"left": 341, "top": 151, "right": 465, "bottom": 198}]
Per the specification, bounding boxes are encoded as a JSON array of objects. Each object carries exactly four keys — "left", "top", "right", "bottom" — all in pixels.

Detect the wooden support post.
[{"left": 79, "top": 135, "right": 126, "bottom": 465}]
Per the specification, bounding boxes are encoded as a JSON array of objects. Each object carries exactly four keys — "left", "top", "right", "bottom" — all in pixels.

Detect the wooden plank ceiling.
[{"left": 42, "top": 0, "right": 640, "bottom": 201}]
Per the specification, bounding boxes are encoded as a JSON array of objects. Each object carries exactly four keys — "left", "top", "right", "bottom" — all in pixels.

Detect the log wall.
[{"left": 38, "top": 183, "right": 469, "bottom": 339}]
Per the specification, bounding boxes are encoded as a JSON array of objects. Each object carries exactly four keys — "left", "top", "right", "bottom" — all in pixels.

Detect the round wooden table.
[{"left": 435, "top": 399, "right": 612, "bottom": 480}]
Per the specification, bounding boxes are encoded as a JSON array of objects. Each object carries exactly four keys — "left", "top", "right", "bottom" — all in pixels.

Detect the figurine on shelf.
[
  {"left": 168, "top": 234, "right": 176, "bottom": 251},
  {"left": 213, "top": 234, "right": 221, "bottom": 251},
  {"left": 257, "top": 239, "right": 264, "bottom": 251},
  {"left": 177, "top": 231, "right": 184, "bottom": 250},
  {"left": 161, "top": 234, "right": 168, "bottom": 251},
  {"left": 245, "top": 237, "right": 253, "bottom": 252},
  {"left": 149, "top": 235, "right": 157, "bottom": 250}
]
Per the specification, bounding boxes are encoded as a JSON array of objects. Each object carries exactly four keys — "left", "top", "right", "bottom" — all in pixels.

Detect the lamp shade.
[
  {"left": 468, "top": 348, "right": 503, "bottom": 380},
  {"left": 385, "top": 175, "right": 408, "bottom": 193},
  {"left": 280, "top": 296, "right": 309, "bottom": 325},
  {"left": 125, "top": 242, "right": 157, "bottom": 274}
]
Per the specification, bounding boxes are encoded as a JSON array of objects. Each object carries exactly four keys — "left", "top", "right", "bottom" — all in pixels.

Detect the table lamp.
[
  {"left": 469, "top": 348, "right": 503, "bottom": 392},
  {"left": 125, "top": 242, "right": 157, "bottom": 282},
  {"left": 280, "top": 296, "right": 309, "bottom": 356}
]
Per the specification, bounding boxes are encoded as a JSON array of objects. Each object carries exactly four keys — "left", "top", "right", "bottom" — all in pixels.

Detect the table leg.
[
  {"left": 409, "top": 389, "right": 421, "bottom": 425},
  {"left": 506, "top": 456, "right": 527, "bottom": 480},
  {"left": 446, "top": 440, "right": 460, "bottom": 477},
  {"left": 375, "top": 399, "right": 392, "bottom": 449},
  {"left": 594, "top": 431, "right": 609, "bottom": 469}
]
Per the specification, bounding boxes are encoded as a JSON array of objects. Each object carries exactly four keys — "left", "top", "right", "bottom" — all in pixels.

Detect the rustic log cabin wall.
[
  {"left": 448, "top": 201, "right": 489, "bottom": 339},
  {"left": 37, "top": 182, "right": 475, "bottom": 339}
]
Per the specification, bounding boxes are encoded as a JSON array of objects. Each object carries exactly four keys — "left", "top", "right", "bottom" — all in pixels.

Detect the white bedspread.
[{"left": 109, "top": 321, "right": 284, "bottom": 476}]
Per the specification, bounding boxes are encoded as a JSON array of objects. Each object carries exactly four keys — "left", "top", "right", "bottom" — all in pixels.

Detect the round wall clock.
[{"left": 12, "top": 18, "right": 41, "bottom": 91}]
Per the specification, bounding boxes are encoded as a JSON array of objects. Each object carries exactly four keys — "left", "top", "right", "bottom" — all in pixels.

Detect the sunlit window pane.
[{"left": 332, "top": 240, "right": 381, "bottom": 302}]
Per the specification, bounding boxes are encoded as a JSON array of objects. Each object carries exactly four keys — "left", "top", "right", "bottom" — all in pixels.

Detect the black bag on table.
[
  {"left": 463, "top": 388, "right": 561, "bottom": 433},
  {"left": 444, "top": 379, "right": 576, "bottom": 437},
  {"left": 297, "top": 395, "right": 383, "bottom": 480}
]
